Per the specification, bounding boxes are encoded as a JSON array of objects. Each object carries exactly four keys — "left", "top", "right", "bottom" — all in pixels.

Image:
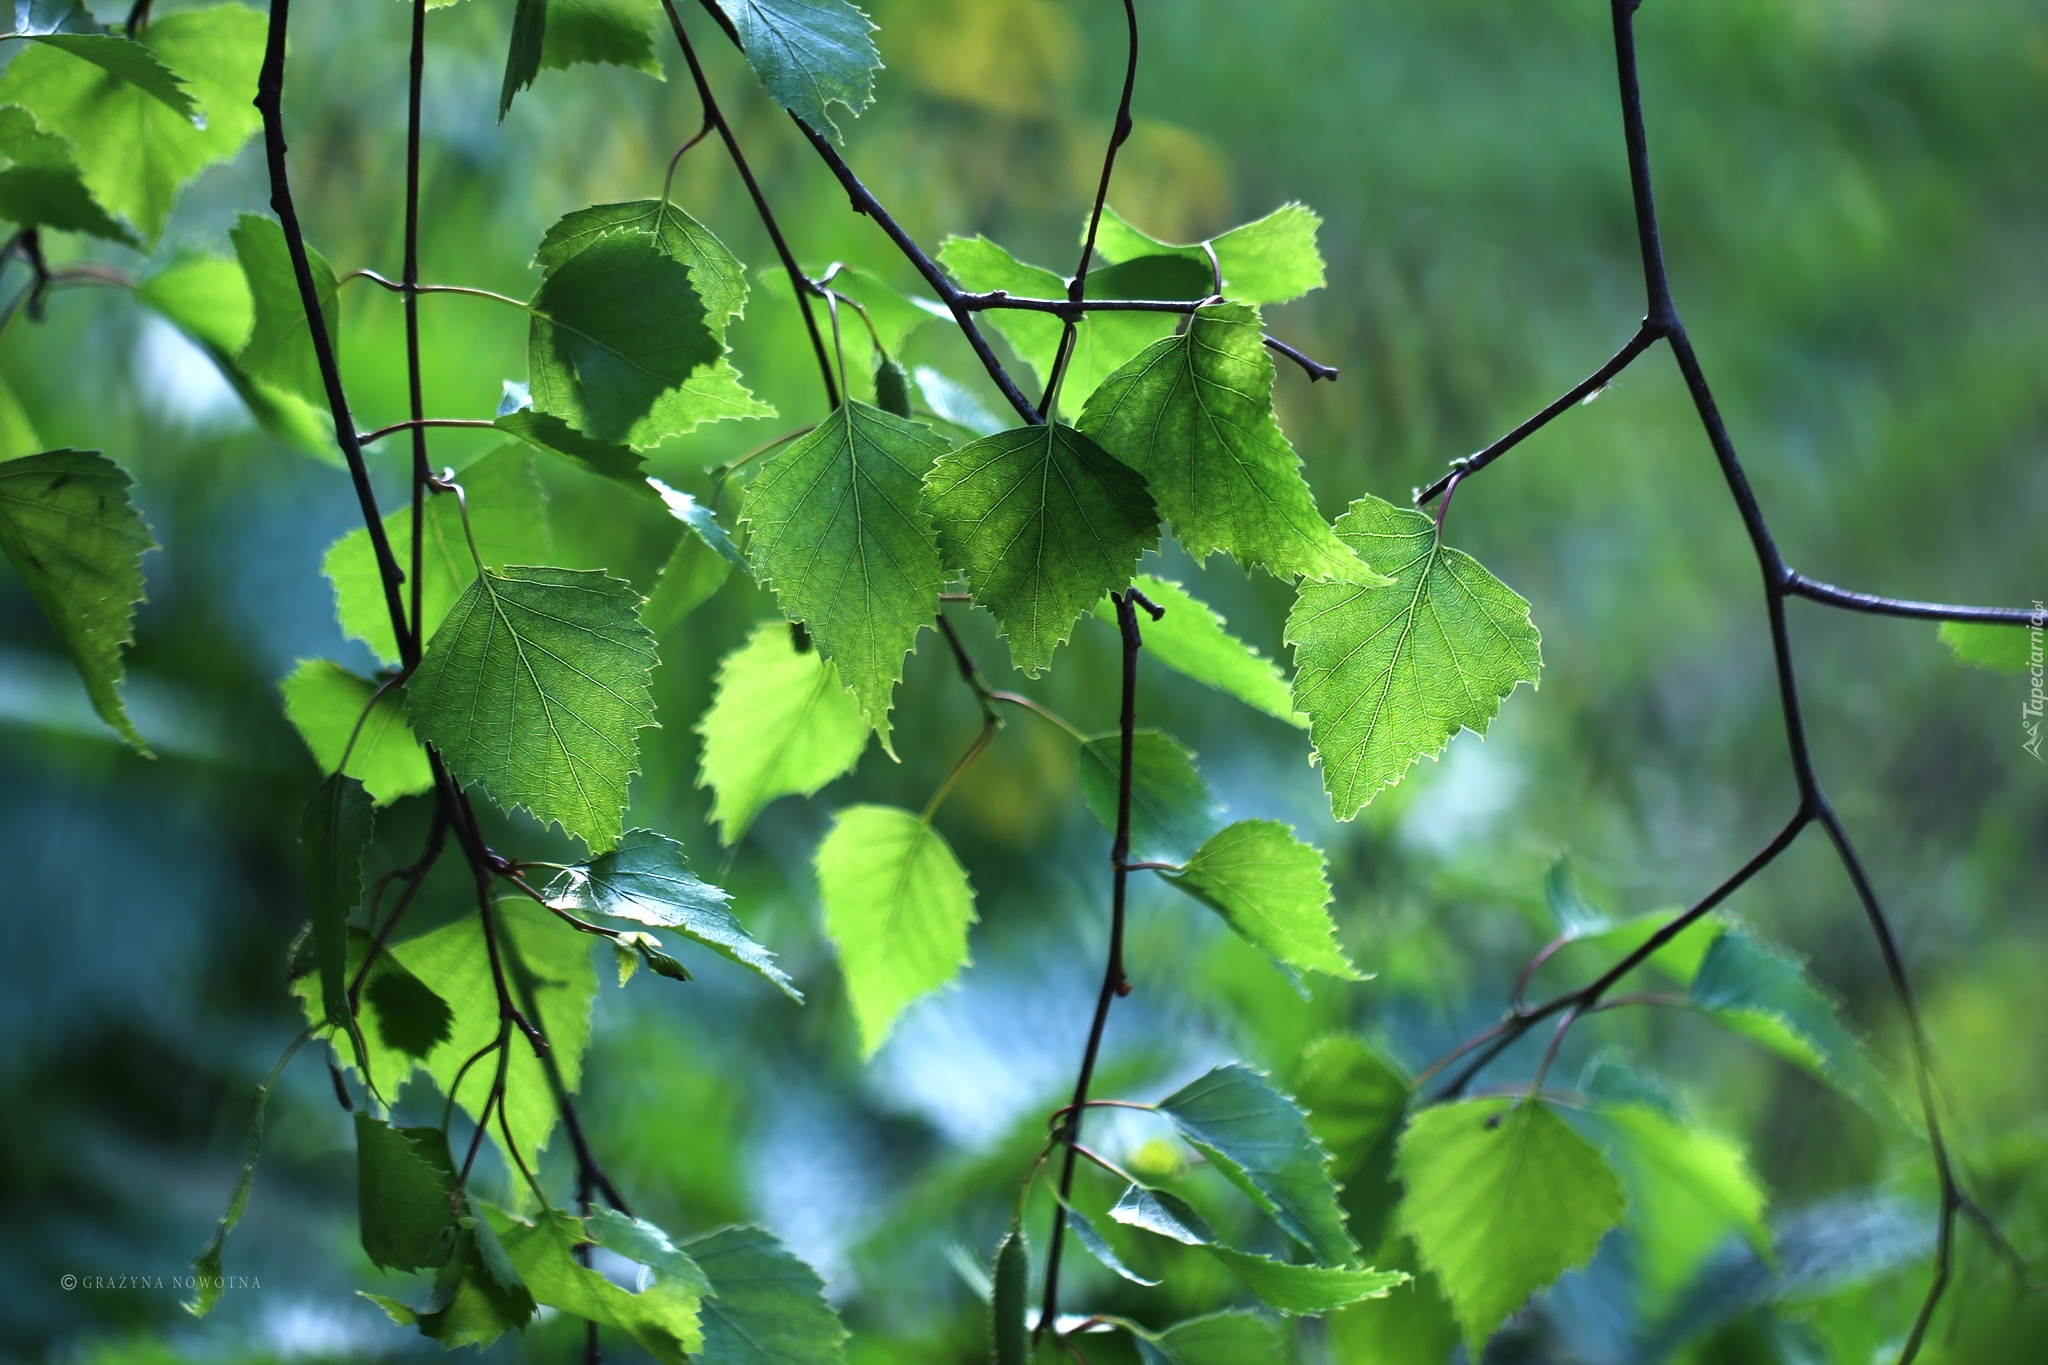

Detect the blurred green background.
[{"left": 2, "top": 0, "right": 2043, "bottom": 1361}]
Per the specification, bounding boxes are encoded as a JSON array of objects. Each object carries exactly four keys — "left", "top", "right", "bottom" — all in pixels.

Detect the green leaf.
[
  {"left": 1079, "top": 303, "right": 1372, "bottom": 582},
  {"left": 1293, "top": 1035, "right": 1409, "bottom": 1254},
  {"left": 231, "top": 214, "right": 340, "bottom": 411},
  {"left": 184, "top": 1044, "right": 293, "bottom": 1317},
  {"left": 1077, "top": 729, "right": 1222, "bottom": 865},
  {"left": 323, "top": 899, "right": 597, "bottom": 1169},
  {"left": 8, "top": 25, "right": 196, "bottom": 121},
  {"left": 1093, "top": 203, "right": 1327, "bottom": 306},
  {"left": 936, "top": 235, "right": 1186, "bottom": 411},
  {"left": 991, "top": 1220, "right": 1028, "bottom": 1365},
  {"left": 302, "top": 774, "right": 373, "bottom": 1038},
  {"left": 1939, "top": 619, "right": 2036, "bottom": 674},
  {"left": 0, "top": 448, "right": 156, "bottom": 749},
  {"left": 494, "top": 406, "right": 647, "bottom": 489},
  {"left": 643, "top": 517, "right": 735, "bottom": 635},
  {"left": 1157, "top": 1063, "right": 1360, "bottom": 1267},
  {"left": 0, "top": 103, "right": 134, "bottom": 244},
  {"left": 542, "top": 0, "right": 663, "bottom": 80},
  {"left": 545, "top": 828, "right": 799, "bottom": 1000},
  {"left": 529, "top": 231, "right": 722, "bottom": 443},
  {"left": 742, "top": 402, "right": 950, "bottom": 751},
  {"left": 616, "top": 929, "right": 692, "bottom": 981},
  {"left": 697, "top": 621, "right": 869, "bottom": 844},
  {"left": 327, "top": 445, "right": 552, "bottom": 668},
  {"left": 407, "top": 565, "right": 659, "bottom": 852},
  {"left": 0, "top": 4, "right": 265, "bottom": 244},
  {"left": 366, "top": 1214, "right": 537, "bottom": 1348},
  {"left": 684, "top": 1225, "right": 849, "bottom": 1365},
  {"left": 816, "top": 804, "right": 976, "bottom": 1057},
  {"left": 710, "top": 0, "right": 879, "bottom": 143},
  {"left": 493, "top": 1206, "right": 710, "bottom": 1363},
  {"left": 1394, "top": 1097, "right": 1626, "bottom": 1350},
  {"left": 923, "top": 421, "right": 1158, "bottom": 675},
  {"left": 1286, "top": 494, "right": 1541, "bottom": 819},
  {"left": 0, "top": 371, "right": 38, "bottom": 460},
  {"left": 914, "top": 365, "right": 1003, "bottom": 437},
  {"left": 360, "top": 950, "right": 454, "bottom": 1059},
  {"left": 279, "top": 660, "right": 434, "bottom": 807},
  {"left": 532, "top": 199, "right": 771, "bottom": 446},
  {"left": 1065, "top": 1205, "right": 1158, "bottom": 1286},
  {"left": 1163, "top": 821, "right": 1359, "bottom": 980},
  {"left": 498, "top": 0, "right": 547, "bottom": 118},
  {"left": 136, "top": 254, "right": 333, "bottom": 460},
  {"left": 1588, "top": 1101, "right": 1768, "bottom": 1304},
  {"left": 1688, "top": 929, "right": 1886, "bottom": 1110},
  {"left": 355, "top": 1114, "right": 458, "bottom": 1273},
  {"left": 1094, "top": 575, "right": 1300, "bottom": 726},
  {"left": 1108, "top": 1186, "right": 1401, "bottom": 1316},
  {"left": 1130, "top": 1312, "right": 1285, "bottom": 1365}
]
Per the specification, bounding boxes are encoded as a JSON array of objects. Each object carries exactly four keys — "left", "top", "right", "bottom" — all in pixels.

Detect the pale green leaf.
[
  {"left": 407, "top": 566, "right": 658, "bottom": 851},
  {"left": 493, "top": 1206, "right": 710, "bottom": 1362},
  {"left": 685, "top": 1225, "right": 849, "bottom": 1365},
  {"left": 0, "top": 448, "right": 155, "bottom": 749},
  {"left": 1938, "top": 620, "right": 2035, "bottom": 674},
  {"left": 1130, "top": 1312, "right": 1284, "bottom": 1365},
  {"left": 936, "top": 235, "right": 1192, "bottom": 411},
  {"left": 1590, "top": 1101, "right": 1769, "bottom": 1304},
  {"left": 1293, "top": 1035, "right": 1409, "bottom": 1254},
  {"left": 280, "top": 660, "right": 434, "bottom": 807},
  {"left": 543, "top": 0, "right": 662, "bottom": 78},
  {"left": 1094, "top": 203, "right": 1327, "bottom": 306},
  {"left": 710, "top": 0, "right": 879, "bottom": 142},
  {"left": 545, "top": 828, "right": 799, "bottom": 999},
  {"left": 1079, "top": 303, "right": 1372, "bottom": 582},
  {"left": 0, "top": 103, "right": 134, "bottom": 244},
  {"left": 231, "top": 214, "right": 340, "bottom": 411},
  {"left": 11, "top": 31, "right": 196, "bottom": 120},
  {"left": 1395, "top": 1097, "right": 1626, "bottom": 1350},
  {"left": 0, "top": 4, "right": 265, "bottom": 243},
  {"left": 643, "top": 517, "right": 735, "bottom": 634},
  {"left": 1158, "top": 1063, "right": 1360, "bottom": 1267},
  {"left": 0, "top": 371, "right": 39, "bottom": 460},
  {"left": 136, "top": 254, "right": 333, "bottom": 460},
  {"left": 1093, "top": 575, "right": 1300, "bottom": 725},
  {"left": 741, "top": 401, "right": 949, "bottom": 750},
  {"left": 923, "top": 421, "right": 1157, "bottom": 675},
  {"left": 914, "top": 365, "right": 1002, "bottom": 437},
  {"left": 1065, "top": 1204, "right": 1158, "bottom": 1286},
  {"left": 815, "top": 803, "right": 975, "bottom": 1056},
  {"left": 1076, "top": 729, "right": 1222, "bottom": 865},
  {"left": 1286, "top": 494, "right": 1541, "bottom": 819},
  {"left": 355, "top": 1114, "right": 458, "bottom": 1274},
  {"left": 529, "top": 232, "right": 721, "bottom": 443},
  {"left": 697, "top": 621, "right": 869, "bottom": 844},
  {"left": 1164, "top": 820, "right": 1359, "bottom": 980},
  {"left": 365, "top": 1213, "right": 535, "bottom": 1348},
  {"left": 326, "top": 445, "right": 551, "bottom": 668}
]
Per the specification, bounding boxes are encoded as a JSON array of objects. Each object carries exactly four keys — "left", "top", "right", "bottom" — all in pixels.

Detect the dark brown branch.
[
  {"left": 1784, "top": 574, "right": 2038, "bottom": 626},
  {"left": 404, "top": 0, "right": 430, "bottom": 656},
  {"left": 1263, "top": 333, "right": 1339, "bottom": 382}
]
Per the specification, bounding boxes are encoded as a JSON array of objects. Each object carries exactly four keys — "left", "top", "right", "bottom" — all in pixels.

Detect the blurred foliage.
[{"left": 1, "top": 0, "right": 2044, "bottom": 1363}]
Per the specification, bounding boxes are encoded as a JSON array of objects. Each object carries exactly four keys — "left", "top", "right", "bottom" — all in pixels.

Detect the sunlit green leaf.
[
  {"left": 0, "top": 4, "right": 264, "bottom": 243},
  {"left": 280, "top": 660, "right": 434, "bottom": 807},
  {"left": 1163, "top": 821, "right": 1359, "bottom": 980},
  {"left": 231, "top": 214, "right": 340, "bottom": 411},
  {"left": 742, "top": 402, "right": 949, "bottom": 750},
  {"left": 1094, "top": 575, "right": 1301, "bottom": 726},
  {"left": 0, "top": 103, "right": 135, "bottom": 243},
  {"left": 493, "top": 1206, "right": 710, "bottom": 1362},
  {"left": 923, "top": 421, "right": 1157, "bottom": 675},
  {"left": 1093, "top": 203, "right": 1327, "bottom": 306},
  {"left": 1589, "top": 1099, "right": 1769, "bottom": 1304},
  {"left": 816, "top": 804, "right": 975, "bottom": 1056},
  {"left": 1938, "top": 619, "right": 2035, "bottom": 674},
  {"left": 698, "top": 621, "right": 869, "bottom": 844},
  {"left": 1293, "top": 1035, "right": 1409, "bottom": 1254},
  {"left": 326, "top": 446, "right": 552, "bottom": 668},
  {"left": 1286, "top": 494, "right": 1540, "bottom": 819},
  {"left": 1395, "top": 1097, "right": 1625, "bottom": 1350},
  {"left": 542, "top": 0, "right": 662, "bottom": 78},
  {"left": 1080, "top": 303, "right": 1372, "bottom": 582},
  {"left": 0, "top": 448, "right": 155, "bottom": 749},
  {"left": 407, "top": 566, "right": 658, "bottom": 851}
]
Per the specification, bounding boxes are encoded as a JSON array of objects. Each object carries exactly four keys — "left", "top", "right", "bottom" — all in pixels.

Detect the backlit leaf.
[
  {"left": 742, "top": 402, "right": 949, "bottom": 750},
  {"left": 1293, "top": 1035, "right": 1408, "bottom": 1253},
  {"left": 231, "top": 214, "right": 339, "bottom": 411},
  {"left": 1590, "top": 1100, "right": 1769, "bottom": 1304},
  {"left": 406, "top": 566, "right": 659, "bottom": 852},
  {"left": 1286, "top": 494, "right": 1540, "bottom": 819},
  {"left": 0, "top": 103, "right": 136, "bottom": 242},
  {"left": 1093, "top": 575, "right": 1301, "bottom": 725},
  {"left": 0, "top": 448, "right": 155, "bottom": 749},
  {"left": 815, "top": 804, "right": 975, "bottom": 1056},
  {"left": 1079, "top": 303, "right": 1371, "bottom": 582},
  {"left": 1130, "top": 1312, "right": 1285, "bottom": 1365},
  {"left": 1093, "top": 203, "right": 1327, "bottom": 306},
  {"left": 1163, "top": 820, "right": 1359, "bottom": 980},
  {"left": 697, "top": 621, "right": 869, "bottom": 844},
  {"left": 493, "top": 1206, "right": 710, "bottom": 1362},
  {"left": 542, "top": 0, "right": 663, "bottom": 79},
  {"left": 1938, "top": 620, "right": 2034, "bottom": 674},
  {"left": 280, "top": 660, "right": 433, "bottom": 807},
  {"left": 923, "top": 421, "right": 1157, "bottom": 675},
  {"left": 355, "top": 1115, "right": 458, "bottom": 1274},
  {"left": 545, "top": 828, "right": 799, "bottom": 999},
  {"left": 1395, "top": 1097, "right": 1626, "bottom": 1350}
]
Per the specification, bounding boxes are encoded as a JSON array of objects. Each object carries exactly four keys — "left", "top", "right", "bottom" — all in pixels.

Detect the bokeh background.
[{"left": 2, "top": 0, "right": 2044, "bottom": 1361}]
